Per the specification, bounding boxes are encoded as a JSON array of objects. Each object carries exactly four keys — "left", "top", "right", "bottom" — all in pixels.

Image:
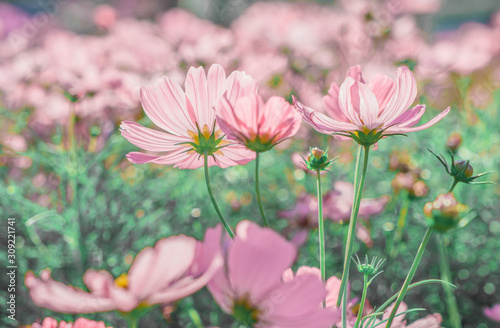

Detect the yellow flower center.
[{"left": 114, "top": 273, "right": 129, "bottom": 289}]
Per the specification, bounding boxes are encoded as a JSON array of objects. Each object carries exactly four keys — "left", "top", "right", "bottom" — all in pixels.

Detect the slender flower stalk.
[
  {"left": 338, "top": 145, "right": 370, "bottom": 309},
  {"left": 438, "top": 235, "right": 462, "bottom": 328},
  {"left": 255, "top": 152, "right": 269, "bottom": 227},
  {"left": 385, "top": 228, "right": 433, "bottom": 327},
  {"left": 354, "top": 275, "right": 369, "bottom": 328},
  {"left": 316, "top": 168, "right": 326, "bottom": 285},
  {"left": 204, "top": 152, "right": 235, "bottom": 238}
]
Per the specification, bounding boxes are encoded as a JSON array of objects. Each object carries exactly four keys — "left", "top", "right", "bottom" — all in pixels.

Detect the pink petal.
[
  {"left": 294, "top": 96, "right": 357, "bottom": 134},
  {"left": 128, "top": 235, "right": 198, "bottom": 300},
  {"left": 325, "top": 275, "right": 342, "bottom": 308},
  {"left": 385, "top": 104, "right": 426, "bottom": 127},
  {"left": 224, "top": 70, "right": 258, "bottom": 105},
  {"left": 377, "top": 67, "right": 417, "bottom": 124},
  {"left": 323, "top": 82, "right": 351, "bottom": 123},
  {"left": 383, "top": 302, "right": 408, "bottom": 327},
  {"left": 120, "top": 121, "right": 191, "bottom": 152},
  {"left": 262, "top": 273, "right": 338, "bottom": 327},
  {"left": 140, "top": 76, "right": 196, "bottom": 136},
  {"left": 339, "top": 77, "right": 363, "bottom": 127},
  {"left": 82, "top": 270, "right": 114, "bottom": 295},
  {"left": 406, "top": 314, "right": 443, "bottom": 328},
  {"left": 369, "top": 75, "right": 395, "bottom": 114},
  {"left": 228, "top": 221, "right": 297, "bottom": 303},
  {"left": 385, "top": 106, "right": 451, "bottom": 134},
  {"left": 346, "top": 65, "right": 365, "bottom": 83},
  {"left": 185, "top": 66, "right": 212, "bottom": 128},
  {"left": 147, "top": 252, "right": 223, "bottom": 305},
  {"left": 25, "top": 270, "right": 118, "bottom": 313},
  {"left": 352, "top": 81, "right": 379, "bottom": 129}
]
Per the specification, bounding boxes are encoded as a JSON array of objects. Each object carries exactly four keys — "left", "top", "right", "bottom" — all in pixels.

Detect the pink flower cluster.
[{"left": 25, "top": 221, "right": 443, "bottom": 327}]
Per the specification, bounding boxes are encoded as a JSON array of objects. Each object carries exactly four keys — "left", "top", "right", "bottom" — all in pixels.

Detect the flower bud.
[
  {"left": 446, "top": 133, "right": 462, "bottom": 153},
  {"left": 424, "top": 193, "right": 468, "bottom": 232},
  {"left": 303, "top": 147, "right": 334, "bottom": 172},
  {"left": 453, "top": 160, "right": 473, "bottom": 179}
]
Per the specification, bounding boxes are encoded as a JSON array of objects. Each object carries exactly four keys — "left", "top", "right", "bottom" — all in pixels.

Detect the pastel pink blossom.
[
  {"left": 216, "top": 93, "right": 301, "bottom": 152},
  {"left": 365, "top": 302, "right": 442, "bottom": 328},
  {"left": 25, "top": 233, "right": 222, "bottom": 313},
  {"left": 485, "top": 304, "right": 500, "bottom": 322},
  {"left": 294, "top": 66, "right": 450, "bottom": 142},
  {"left": 121, "top": 64, "right": 256, "bottom": 169},
  {"left": 323, "top": 181, "right": 389, "bottom": 222},
  {"left": 30, "top": 317, "right": 111, "bottom": 328},
  {"left": 206, "top": 221, "right": 338, "bottom": 327}
]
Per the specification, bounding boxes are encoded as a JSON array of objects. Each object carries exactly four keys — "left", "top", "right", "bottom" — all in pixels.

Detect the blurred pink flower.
[
  {"left": 294, "top": 66, "right": 450, "bottom": 143},
  {"left": 93, "top": 5, "right": 117, "bottom": 30},
  {"left": 121, "top": 64, "right": 256, "bottom": 169},
  {"left": 25, "top": 233, "right": 222, "bottom": 313},
  {"left": 216, "top": 93, "right": 301, "bottom": 152},
  {"left": 30, "top": 317, "right": 111, "bottom": 328},
  {"left": 206, "top": 221, "right": 337, "bottom": 327},
  {"left": 368, "top": 302, "right": 442, "bottom": 328},
  {"left": 323, "top": 181, "right": 389, "bottom": 222},
  {"left": 485, "top": 304, "right": 500, "bottom": 322}
]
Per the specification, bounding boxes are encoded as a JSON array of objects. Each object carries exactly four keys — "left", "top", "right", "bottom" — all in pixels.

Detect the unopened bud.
[
  {"left": 453, "top": 160, "right": 473, "bottom": 179},
  {"left": 303, "top": 147, "right": 334, "bottom": 172}
]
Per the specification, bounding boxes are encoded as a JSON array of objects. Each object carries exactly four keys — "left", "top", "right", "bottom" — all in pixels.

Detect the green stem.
[
  {"left": 316, "top": 168, "right": 326, "bottom": 293},
  {"left": 255, "top": 152, "right": 270, "bottom": 227},
  {"left": 390, "top": 192, "right": 411, "bottom": 262},
  {"left": 385, "top": 228, "right": 433, "bottom": 327},
  {"left": 354, "top": 274, "right": 369, "bottom": 328},
  {"left": 203, "top": 152, "right": 235, "bottom": 238},
  {"left": 438, "top": 235, "right": 462, "bottom": 328},
  {"left": 126, "top": 316, "right": 138, "bottom": 328},
  {"left": 338, "top": 145, "right": 370, "bottom": 308},
  {"left": 449, "top": 179, "right": 459, "bottom": 193},
  {"left": 342, "top": 273, "right": 349, "bottom": 328}
]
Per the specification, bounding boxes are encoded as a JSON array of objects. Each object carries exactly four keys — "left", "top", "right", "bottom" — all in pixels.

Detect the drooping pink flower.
[
  {"left": 485, "top": 304, "right": 500, "bottom": 322},
  {"left": 30, "top": 317, "right": 111, "bottom": 328},
  {"left": 294, "top": 66, "right": 450, "bottom": 146},
  {"left": 206, "top": 221, "right": 338, "bottom": 327},
  {"left": 25, "top": 233, "right": 222, "bottom": 313},
  {"left": 216, "top": 93, "right": 301, "bottom": 152},
  {"left": 121, "top": 64, "right": 256, "bottom": 169}
]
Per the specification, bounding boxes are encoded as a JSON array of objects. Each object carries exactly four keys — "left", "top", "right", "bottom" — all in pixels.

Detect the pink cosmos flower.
[
  {"left": 121, "top": 64, "right": 256, "bottom": 169},
  {"left": 323, "top": 181, "right": 389, "bottom": 222},
  {"left": 485, "top": 304, "right": 500, "bottom": 322},
  {"left": 30, "top": 317, "right": 111, "bottom": 328},
  {"left": 294, "top": 66, "right": 450, "bottom": 146},
  {"left": 364, "top": 302, "right": 442, "bottom": 328},
  {"left": 25, "top": 233, "right": 222, "bottom": 313},
  {"left": 216, "top": 93, "right": 301, "bottom": 152},
  {"left": 206, "top": 221, "right": 338, "bottom": 327}
]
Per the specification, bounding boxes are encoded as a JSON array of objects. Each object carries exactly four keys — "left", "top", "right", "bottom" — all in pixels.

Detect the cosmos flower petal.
[
  {"left": 120, "top": 121, "right": 191, "bottom": 152},
  {"left": 339, "top": 76, "right": 363, "bottom": 127},
  {"left": 140, "top": 76, "right": 196, "bottom": 135},
  {"left": 386, "top": 104, "right": 426, "bottom": 127},
  {"left": 228, "top": 221, "right": 297, "bottom": 302},
  {"left": 369, "top": 74, "right": 395, "bottom": 114},
  {"left": 406, "top": 314, "right": 443, "bottom": 328},
  {"left": 385, "top": 106, "right": 450, "bottom": 134},
  {"left": 294, "top": 97, "right": 357, "bottom": 134},
  {"left": 378, "top": 67, "right": 417, "bottom": 124}
]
